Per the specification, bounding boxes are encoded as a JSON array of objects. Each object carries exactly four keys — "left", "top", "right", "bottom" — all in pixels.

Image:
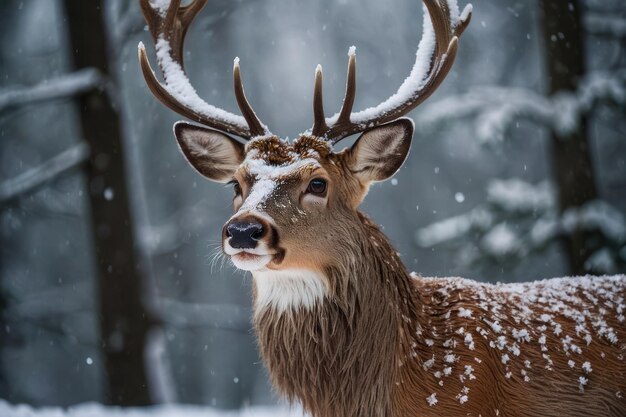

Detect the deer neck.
[{"left": 251, "top": 211, "right": 424, "bottom": 417}]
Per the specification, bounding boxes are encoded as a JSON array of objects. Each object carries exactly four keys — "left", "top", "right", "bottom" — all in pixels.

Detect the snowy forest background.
[{"left": 0, "top": 0, "right": 625, "bottom": 414}]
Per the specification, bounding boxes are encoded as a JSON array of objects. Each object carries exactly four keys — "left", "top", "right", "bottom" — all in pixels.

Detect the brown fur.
[{"left": 231, "top": 136, "right": 626, "bottom": 417}]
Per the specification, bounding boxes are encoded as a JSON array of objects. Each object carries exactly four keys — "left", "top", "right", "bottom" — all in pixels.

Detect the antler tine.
[
  {"left": 455, "top": 5, "right": 472, "bottom": 36},
  {"left": 317, "top": 0, "right": 471, "bottom": 144},
  {"left": 424, "top": 0, "right": 451, "bottom": 57},
  {"left": 312, "top": 65, "right": 328, "bottom": 136},
  {"left": 138, "top": 0, "right": 269, "bottom": 139},
  {"left": 233, "top": 59, "right": 266, "bottom": 137},
  {"left": 336, "top": 50, "right": 357, "bottom": 126}
]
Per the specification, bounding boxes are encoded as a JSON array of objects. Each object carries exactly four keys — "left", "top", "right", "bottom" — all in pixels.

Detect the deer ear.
[
  {"left": 173, "top": 122, "right": 245, "bottom": 183},
  {"left": 347, "top": 118, "right": 414, "bottom": 183}
]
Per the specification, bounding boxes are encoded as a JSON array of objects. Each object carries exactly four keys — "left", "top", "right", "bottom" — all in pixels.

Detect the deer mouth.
[
  {"left": 230, "top": 250, "right": 286, "bottom": 271},
  {"left": 231, "top": 252, "right": 273, "bottom": 271}
]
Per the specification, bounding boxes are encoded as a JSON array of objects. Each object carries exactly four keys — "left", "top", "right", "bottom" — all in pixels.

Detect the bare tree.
[
  {"left": 540, "top": 0, "right": 598, "bottom": 275},
  {"left": 62, "top": 0, "right": 154, "bottom": 406}
]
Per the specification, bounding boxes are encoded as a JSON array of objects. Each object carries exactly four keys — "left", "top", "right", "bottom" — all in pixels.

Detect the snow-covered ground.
[{"left": 0, "top": 400, "right": 303, "bottom": 417}]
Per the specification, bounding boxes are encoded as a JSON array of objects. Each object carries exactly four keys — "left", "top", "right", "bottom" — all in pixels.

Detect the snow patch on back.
[{"left": 410, "top": 274, "right": 626, "bottom": 405}]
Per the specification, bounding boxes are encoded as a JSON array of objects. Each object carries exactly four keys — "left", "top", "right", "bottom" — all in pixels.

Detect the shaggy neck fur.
[{"left": 253, "top": 212, "right": 422, "bottom": 417}]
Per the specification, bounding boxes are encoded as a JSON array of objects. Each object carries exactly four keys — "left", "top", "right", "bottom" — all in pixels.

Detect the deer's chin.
[{"left": 230, "top": 252, "right": 273, "bottom": 271}]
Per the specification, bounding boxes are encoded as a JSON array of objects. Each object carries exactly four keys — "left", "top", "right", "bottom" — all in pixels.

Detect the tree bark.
[
  {"left": 539, "top": 0, "right": 598, "bottom": 275},
  {"left": 62, "top": 0, "right": 153, "bottom": 405}
]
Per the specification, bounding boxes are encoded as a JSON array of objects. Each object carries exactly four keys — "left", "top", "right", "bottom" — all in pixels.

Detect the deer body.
[
  {"left": 138, "top": 0, "right": 626, "bottom": 415},
  {"left": 244, "top": 139, "right": 626, "bottom": 417}
]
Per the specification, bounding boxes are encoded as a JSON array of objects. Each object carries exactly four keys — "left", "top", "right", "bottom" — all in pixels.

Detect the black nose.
[{"left": 226, "top": 220, "right": 264, "bottom": 249}]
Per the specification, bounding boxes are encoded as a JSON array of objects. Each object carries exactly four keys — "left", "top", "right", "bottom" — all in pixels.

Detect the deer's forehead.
[
  {"left": 241, "top": 157, "right": 321, "bottom": 182},
  {"left": 237, "top": 135, "right": 333, "bottom": 183},
  {"left": 243, "top": 135, "right": 333, "bottom": 165},
  {"left": 235, "top": 156, "right": 321, "bottom": 214}
]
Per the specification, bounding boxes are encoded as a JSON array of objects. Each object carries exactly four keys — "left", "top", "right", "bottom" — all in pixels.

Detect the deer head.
[{"left": 138, "top": 0, "right": 471, "bottom": 291}]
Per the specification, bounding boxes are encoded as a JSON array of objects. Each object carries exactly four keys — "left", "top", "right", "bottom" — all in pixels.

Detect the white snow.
[
  {"left": 417, "top": 175, "right": 625, "bottom": 273},
  {"left": 481, "top": 223, "right": 519, "bottom": 256},
  {"left": 149, "top": 0, "right": 171, "bottom": 16},
  {"left": 444, "top": 354, "right": 458, "bottom": 363},
  {"left": 562, "top": 200, "right": 626, "bottom": 243},
  {"left": 0, "top": 142, "right": 90, "bottom": 203},
  {"left": 244, "top": 155, "right": 320, "bottom": 178},
  {"left": 426, "top": 393, "right": 438, "bottom": 406},
  {"left": 414, "top": 71, "right": 626, "bottom": 142},
  {"left": 464, "top": 332, "right": 475, "bottom": 350},
  {"left": 0, "top": 400, "right": 299, "bottom": 417},
  {"left": 416, "top": 208, "right": 492, "bottom": 246},
  {"left": 0, "top": 68, "right": 102, "bottom": 112},
  {"left": 423, "top": 355, "right": 436, "bottom": 370},
  {"left": 487, "top": 179, "right": 553, "bottom": 213},
  {"left": 585, "top": 249, "right": 616, "bottom": 273},
  {"left": 486, "top": 320, "right": 502, "bottom": 334},
  {"left": 237, "top": 177, "right": 276, "bottom": 213},
  {"left": 584, "top": 14, "right": 626, "bottom": 38}
]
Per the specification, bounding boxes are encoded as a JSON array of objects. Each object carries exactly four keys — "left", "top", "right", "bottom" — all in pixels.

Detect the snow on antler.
[
  {"left": 138, "top": 0, "right": 268, "bottom": 138},
  {"left": 151, "top": 38, "right": 248, "bottom": 128},
  {"left": 343, "top": 3, "right": 471, "bottom": 125}
]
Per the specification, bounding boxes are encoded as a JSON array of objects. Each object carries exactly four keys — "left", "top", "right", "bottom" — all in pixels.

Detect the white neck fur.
[{"left": 252, "top": 269, "right": 328, "bottom": 314}]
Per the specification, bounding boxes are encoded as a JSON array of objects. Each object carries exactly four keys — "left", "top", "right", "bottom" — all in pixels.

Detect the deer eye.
[
  {"left": 306, "top": 179, "right": 327, "bottom": 195},
  {"left": 232, "top": 181, "right": 242, "bottom": 196}
]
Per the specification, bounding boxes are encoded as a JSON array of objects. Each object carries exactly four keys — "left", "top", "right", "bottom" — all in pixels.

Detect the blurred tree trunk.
[
  {"left": 539, "top": 0, "right": 598, "bottom": 275},
  {"left": 0, "top": 286, "right": 9, "bottom": 398},
  {"left": 62, "top": 0, "right": 154, "bottom": 405}
]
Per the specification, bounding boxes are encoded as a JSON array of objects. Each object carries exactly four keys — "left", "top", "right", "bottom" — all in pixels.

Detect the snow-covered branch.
[
  {"left": 584, "top": 14, "right": 626, "bottom": 38},
  {"left": 7, "top": 281, "right": 251, "bottom": 333},
  {"left": 416, "top": 179, "right": 626, "bottom": 273},
  {"left": 0, "top": 69, "right": 104, "bottom": 114},
  {"left": 0, "top": 142, "right": 90, "bottom": 204},
  {"left": 138, "top": 198, "right": 222, "bottom": 255},
  {"left": 8, "top": 282, "right": 92, "bottom": 319},
  {"left": 158, "top": 298, "right": 252, "bottom": 332},
  {"left": 414, "top": 71, "right": 626, "bottom": 143}
]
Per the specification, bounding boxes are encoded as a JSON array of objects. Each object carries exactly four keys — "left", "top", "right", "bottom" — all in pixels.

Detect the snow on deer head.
[
  {"left": 176, "top": 119, "right": 410, "bottom": 273},
  {"left": 138, "top": 0, "right": 470, "bottom": 313}
]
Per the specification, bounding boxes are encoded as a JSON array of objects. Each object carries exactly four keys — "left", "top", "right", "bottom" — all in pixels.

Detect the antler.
[
  {"left": 137, "top": 0, "right": 268, "bottom": 139},
  {"left": 312, "top": 0, "right": 472, "bottom": 143}
]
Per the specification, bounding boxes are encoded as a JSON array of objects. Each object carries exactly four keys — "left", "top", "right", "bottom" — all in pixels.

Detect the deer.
[{"left": 137, "top": 0, "right": 626, "bottom": 416}]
